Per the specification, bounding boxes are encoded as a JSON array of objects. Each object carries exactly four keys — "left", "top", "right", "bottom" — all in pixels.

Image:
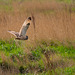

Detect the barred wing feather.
[{"left": 8, "top": 30, "right": 19, "bottom": 37}]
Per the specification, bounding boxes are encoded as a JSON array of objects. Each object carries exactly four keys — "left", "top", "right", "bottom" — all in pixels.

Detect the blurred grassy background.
[
  {"left": 0, "top": 0, "right": 75, "bottom": 75},
  {"left": 0, "top": 0, "right": 75, "bottom": 41}
]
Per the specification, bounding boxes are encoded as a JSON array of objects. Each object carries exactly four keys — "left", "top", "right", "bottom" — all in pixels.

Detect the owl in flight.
[{"left": 8, "top": 17, "right": 32, "bottom": 40}]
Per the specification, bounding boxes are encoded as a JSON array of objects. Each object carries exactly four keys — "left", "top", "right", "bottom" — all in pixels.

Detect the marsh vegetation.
[
  {"left": 0, "top": 0, "right": 75, "bottom": 75},
  {"left": 0, "top": 40, "right": 75, "bottom": 75}
]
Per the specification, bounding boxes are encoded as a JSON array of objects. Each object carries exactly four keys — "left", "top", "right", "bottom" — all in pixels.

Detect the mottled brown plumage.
[{"left": 8, "top": 17, "right": 31, "bottom": 40}]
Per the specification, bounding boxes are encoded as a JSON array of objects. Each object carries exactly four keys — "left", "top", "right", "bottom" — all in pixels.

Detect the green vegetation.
[
  {"left": 0, "top": 0, "right": 72, "bottom": 12},
  {"left": 56, "top": 0, "right": 71, "bottom": 3},
  {"left": 0, "top": 40, "right": 23, "bottom": 57},
  {"left": 0, "top": 0, "right": 75, "bottom": 74},
  {"left": 0, "top": 40, "right": 75, "bottom": 75}
]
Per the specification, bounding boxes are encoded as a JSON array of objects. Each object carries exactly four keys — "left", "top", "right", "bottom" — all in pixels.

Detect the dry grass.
[
  {"left": 0, "top": 1, "right": 75, "bottom": 75},
  {"left": 0, "top": 0, "right": 75, "bottom": 41}
]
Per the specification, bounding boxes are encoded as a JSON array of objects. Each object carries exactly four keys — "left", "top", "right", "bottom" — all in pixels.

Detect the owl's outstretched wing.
[
  {"left": 8, "top": 30, "right": 19, "bottom": 37},
  {"left": 19, "top": 17, "right": 31, "bottom": 36}
]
